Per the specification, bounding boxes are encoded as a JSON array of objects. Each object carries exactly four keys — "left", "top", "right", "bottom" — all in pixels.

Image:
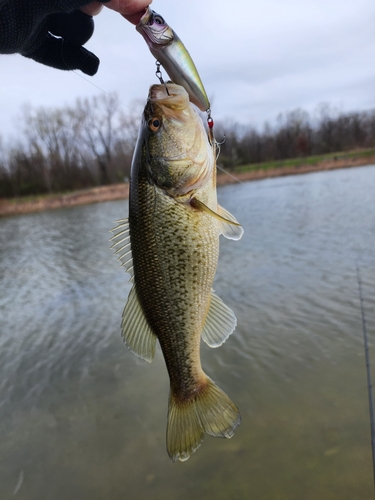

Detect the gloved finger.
[
  {"left": 47, "top": 10, "right": 95, "bottom": 46},
  {"left": 23, "top": 34, "right": 100, "bottom": 75},
  {"left": 48, "top": 0, "right": 109, "bottom": 13}
]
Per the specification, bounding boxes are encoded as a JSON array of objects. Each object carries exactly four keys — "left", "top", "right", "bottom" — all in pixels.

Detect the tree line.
[
  {"left": 215, "top": 105, "right": 375, "bottom": 170},
  {"left": 0, "top": 95, "right": 374, "bottom": 198},
  {"left": 0, "top": 93, "right": 141, "bottom": 198}
]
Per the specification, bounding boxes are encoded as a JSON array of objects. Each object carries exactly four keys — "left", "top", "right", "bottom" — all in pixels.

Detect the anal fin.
[{"left": 202, "top": 292, "right": 237, "bottom": 348}]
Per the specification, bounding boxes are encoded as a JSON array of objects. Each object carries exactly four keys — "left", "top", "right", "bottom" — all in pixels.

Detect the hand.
[
  {"left": 81, "top": 1, "right": 151, "bottom": 24},
  {"left": 0, "top": 0, "right": 151, "bottom": 76}
]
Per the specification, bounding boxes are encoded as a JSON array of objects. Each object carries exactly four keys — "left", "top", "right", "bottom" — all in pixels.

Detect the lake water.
[{"left": 1, "top": 165, "right": 375, "bottom": 499}]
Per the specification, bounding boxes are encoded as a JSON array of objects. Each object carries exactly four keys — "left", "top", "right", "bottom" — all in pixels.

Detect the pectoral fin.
[
  {"left": 190, "top": 198, "right": 244, "bottom": 240},
  {"left": 201, "top": 292, "right": 237, "bottom": 348},
  {"left": 217, "top": 204, "right": 244, "bottom": 240},
  {"left": 121, "top": 286, "right": 157, "bottom": 363}
]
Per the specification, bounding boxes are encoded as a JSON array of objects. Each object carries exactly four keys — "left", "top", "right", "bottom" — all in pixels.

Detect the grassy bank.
[
  {"left": 216, "top": 148, "right": 375, "bottom": 185},
  {"left": 237, "top": 148, "right": 375, "bottom": 172},
  {"left": 1, "top": 149, "right": 374, "bottom": 217}
]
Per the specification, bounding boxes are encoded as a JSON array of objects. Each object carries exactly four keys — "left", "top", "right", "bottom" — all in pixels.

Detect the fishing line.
[
  {"left": 60, "top": 38, "right": 132, "bottom": 111},
  {"left": 61, "top": 39, "right": 245, "bottom": 188},
  {"left": 71, "top": 70, "right": 132, "bottom": 110},
  {"left": 356, "top": 261, "right": 375, "bottom": 497},
  {"left": 216, "top": 164, "right": 244, "bottom": 185}
]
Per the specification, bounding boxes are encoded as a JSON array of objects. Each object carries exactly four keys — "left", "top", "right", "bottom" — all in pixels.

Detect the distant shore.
[
  {"left": 1, "top": 154, "right": 374, "bottom": 218},
  {"left": 216, "top": 154, "right": 375, "bottom": 186},
  {"left": 0, "top": 184, "right": 129, "bottom": 218}
]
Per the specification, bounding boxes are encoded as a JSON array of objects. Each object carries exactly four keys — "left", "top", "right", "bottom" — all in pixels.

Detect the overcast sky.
[{"left": 0, "top": 0, "right": 374, "bottom": 142}]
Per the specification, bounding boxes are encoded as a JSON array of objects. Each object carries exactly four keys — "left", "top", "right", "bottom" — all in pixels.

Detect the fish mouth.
[
  {"left": 147, "top": 82, "right": 193, "bottom": 122},
  {"left": 145, "top": 84, "right": 195, "bottom": 137},
  {"left": 148, "top": 81, "right": 189, "bottom": 105}
]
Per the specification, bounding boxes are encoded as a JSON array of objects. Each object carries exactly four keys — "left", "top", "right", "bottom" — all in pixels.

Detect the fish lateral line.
[{"left": 189, "top": 197, "right": 241, "bottom": 226}]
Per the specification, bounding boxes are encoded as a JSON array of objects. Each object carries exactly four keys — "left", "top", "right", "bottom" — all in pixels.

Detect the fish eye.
[
  {"left": 149, "top": 117, "right": 161, "bottom": 132},
  {"left": 153, "top": 15, "right": 165, "bottom": 25}
]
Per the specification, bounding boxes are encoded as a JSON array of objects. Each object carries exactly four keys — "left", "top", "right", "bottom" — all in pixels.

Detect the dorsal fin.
[
  {"left": 121, "top": 286, "right": 157, "bottom": 363},
  {"left": 110, "top": 218, "right": 134, "bottom": 280},
  {"left": 110, "top": 219, "right": 156, "bottom": 362}
]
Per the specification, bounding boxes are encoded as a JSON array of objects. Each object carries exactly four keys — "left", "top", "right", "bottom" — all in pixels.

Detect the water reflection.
[{"left": 0, "top": 166, "right": 375, "bottom": 499}]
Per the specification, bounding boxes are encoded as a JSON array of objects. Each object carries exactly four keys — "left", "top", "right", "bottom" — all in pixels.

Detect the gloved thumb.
[
  {"left": 23, "top": 34, "right": 100, "bottom": 75},
  {"left": 48, "top": 10, "right": 95, "bottom": 46}
]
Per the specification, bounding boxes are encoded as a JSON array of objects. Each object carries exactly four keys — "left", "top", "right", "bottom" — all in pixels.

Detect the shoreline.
[
  {"left": 216, "top": 154, "right": 375, "bottom": 186},
  {"left": 1, "top": 155, "right": 374, "bottom": 218}
]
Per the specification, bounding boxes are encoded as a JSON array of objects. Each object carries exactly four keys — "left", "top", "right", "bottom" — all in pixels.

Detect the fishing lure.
[{"left": 136, "top": 7, "right": 211, "bottom": 117}]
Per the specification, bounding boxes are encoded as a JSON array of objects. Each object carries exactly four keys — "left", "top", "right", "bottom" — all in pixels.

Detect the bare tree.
[
  {"left": 1, "top": 98, "right": 374, "bottom": 199},
  {"left": 76, "top": 93, "right": 121, "bottom": 185}
]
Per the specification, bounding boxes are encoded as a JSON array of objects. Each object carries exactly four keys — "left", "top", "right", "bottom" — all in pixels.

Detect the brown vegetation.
[
  {"left": 1, "top": 154, "right": 374, "bottom": 217},
  {"left": 215, "top": 105, "right": 375, "bottom": 170},
  {"left": 0, "top": 96, "right": 374, "bottom": 217},
  {"left": 0, "top": 184, "right": 128, "bottom": 217},
  {"left": 0, "top": 93, "right": 141, "bottom": 198}
]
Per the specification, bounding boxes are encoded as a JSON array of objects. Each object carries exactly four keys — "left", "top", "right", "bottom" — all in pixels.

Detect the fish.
[
  {"left": 136, "top": 7, "right": 210, "bottom": 113},
  {"left": 111, "top": 83, "right": 243, "bottom": 462}
]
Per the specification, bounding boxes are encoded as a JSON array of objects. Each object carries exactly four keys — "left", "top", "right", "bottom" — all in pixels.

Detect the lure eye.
[
  {"left": 153, "top": 15, "right": 165, "bottom": 25},
  {"left": 149, "top": 118, "right": 161, "bottom": 132}
]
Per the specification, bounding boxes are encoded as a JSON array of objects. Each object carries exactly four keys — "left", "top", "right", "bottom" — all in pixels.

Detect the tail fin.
[{"left": 167, "top": 377, "right": 241, "bottom": 462}]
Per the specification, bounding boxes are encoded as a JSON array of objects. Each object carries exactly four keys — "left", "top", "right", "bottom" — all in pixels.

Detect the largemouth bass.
[
  {"left": 111, "top": 83, "right": 243, "bottom": 462},
  {"left": 136, "top": 7, "right": 210, "bottom": 112}
]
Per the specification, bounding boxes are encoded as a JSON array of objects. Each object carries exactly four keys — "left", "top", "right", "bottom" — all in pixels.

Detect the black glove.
[{"left": 0, "top": 0, "right": 111, "bottom": 75}]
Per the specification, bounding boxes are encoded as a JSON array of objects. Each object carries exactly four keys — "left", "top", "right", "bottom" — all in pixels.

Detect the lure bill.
[{"left": 136, "top": 7, "right": 211, "bottom": 112}]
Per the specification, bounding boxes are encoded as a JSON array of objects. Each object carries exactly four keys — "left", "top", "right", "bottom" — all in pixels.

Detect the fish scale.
[
  {"left": 131, "top": 176, "right": 217, "bottom": 396},
  {"left": 111, "top": 83, "right": 243, "bottom": 461}
]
